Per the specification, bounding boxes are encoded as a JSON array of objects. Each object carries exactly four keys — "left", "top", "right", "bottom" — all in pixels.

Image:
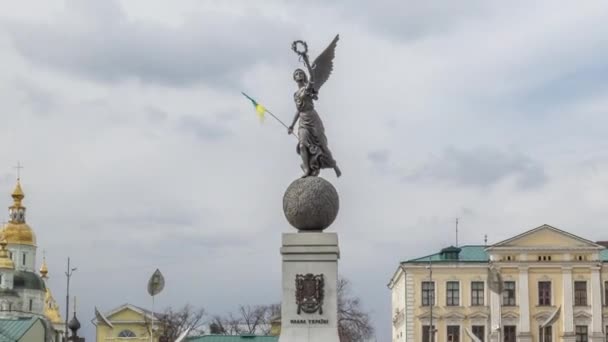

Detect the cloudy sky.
[{"left": 1, "top": 0, "right": 608, "bottom": 340}]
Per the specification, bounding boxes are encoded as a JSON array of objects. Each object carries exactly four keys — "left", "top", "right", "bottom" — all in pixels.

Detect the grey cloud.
[
  {"left": 177, "top": 115, "right": 232, "bottom": 141},
  {"left": 304, "top": 0, "right": 490, "bottom": 41},
  {"left": 6, "top": 0, "right": 297, "bottom": 87},
  {"left": 367, "top": 149, "right": 390, "bottom": 165},
  {"left": 405, "top": 146, "right": 547, "bottom": 189},
  {"left": 144, "top": 106, "right": 168, "bottom": 124},
  {"left": 104, "top": 211, "right": 197, "bottom": 228},
  {"left": 14, "top": 80, "right": 57, "bottom": 116}
]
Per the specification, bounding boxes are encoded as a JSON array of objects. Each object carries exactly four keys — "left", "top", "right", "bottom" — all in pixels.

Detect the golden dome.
[
  {"left": 0, "top": 238, "right": 14, "bottom": 270},
  {"left": 12, "top": 181, "right": 24, "bottom": 202},
  {"left": 44, "top": 288, "right": 63, "bottom": 324},
  {"left": 3, "top": 180, "right": 35, "bottom": 246},
  {"left": 2, "top": 222, "right": 36, "bottom": 246},
  {"left": 40, "top": 255, "right": 48, "bottom": 278}
]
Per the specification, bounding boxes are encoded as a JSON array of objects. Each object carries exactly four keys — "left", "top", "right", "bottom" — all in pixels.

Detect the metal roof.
[
  {"left": 404, "top": 245, "right": 489, "bottom": 263},
  {"left": 0, "top": 317, "right": 39, "bottom": 342},
  {"left": 406, "top": 245, "right": 608, "bottom": 264}
]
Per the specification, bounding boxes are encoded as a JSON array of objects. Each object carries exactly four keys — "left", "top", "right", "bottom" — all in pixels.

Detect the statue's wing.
[{"left": 311, "top": 34, "right": 339, "bottom": 92}]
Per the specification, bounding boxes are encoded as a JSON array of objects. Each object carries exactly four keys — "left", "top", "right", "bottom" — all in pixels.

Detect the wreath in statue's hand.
[{"left": 292, "top": 40, "right": 308, "bottom": 57}]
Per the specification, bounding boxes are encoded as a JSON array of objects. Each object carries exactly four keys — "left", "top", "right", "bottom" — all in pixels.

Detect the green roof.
[
  {"left": 600, "top": 249, "right": 608, "bottom": 261},
  {"left": 405, "top": 245, "right": 489, "bottom": 263},
  {"left": 407, "top": 245, "right": 608, "bottom": 263},
  {"left": 187, "top": 336, "right": 278, "bottom": 342},
  {"left": 13, "top": 271, "right": 46, "bottom": 291},
  {"left": 0, "top": 317, "right": 39, "bottom": 341}
]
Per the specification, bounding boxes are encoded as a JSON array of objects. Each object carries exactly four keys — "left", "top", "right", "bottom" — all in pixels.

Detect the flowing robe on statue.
[{"left": 294, "top": 86, "right": 338, "bottom": 173}]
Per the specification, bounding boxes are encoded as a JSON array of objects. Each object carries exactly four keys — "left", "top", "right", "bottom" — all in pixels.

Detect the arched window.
[{"left": 118, "top": 330, "right": 136, "bottom": 338}]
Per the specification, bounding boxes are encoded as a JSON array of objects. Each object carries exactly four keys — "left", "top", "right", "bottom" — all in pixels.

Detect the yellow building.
[
  {"left": 94, "top": 303, "right": 162, "bottom": 341},
  {"left": 389, "top": 224, "right": 608, "bottom": 342}
]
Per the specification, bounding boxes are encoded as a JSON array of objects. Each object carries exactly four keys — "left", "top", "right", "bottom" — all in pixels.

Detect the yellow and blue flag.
[{"left": 241, "top": 92, "right": 266, "bottom": 122}]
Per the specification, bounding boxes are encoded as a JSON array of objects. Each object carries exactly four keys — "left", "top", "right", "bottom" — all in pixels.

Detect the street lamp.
[
  {"left": 65, "top": 257, "right": 77, "bottom": 342},
  {"left": 147, "top": 269, "right": 165, "bottom": 342}
]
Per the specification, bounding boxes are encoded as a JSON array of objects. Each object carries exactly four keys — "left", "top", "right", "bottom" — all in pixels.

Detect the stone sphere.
[{"left": 283, "top": 177, "right": 339, "bottom": 231}]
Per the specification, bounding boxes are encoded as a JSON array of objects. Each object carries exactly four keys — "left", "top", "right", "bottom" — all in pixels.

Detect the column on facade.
[
  {"left": 589, "top": 267, "right": 603, "bottom": 341},
  {"left": 562, "top": 267, "right": 574, "bottom": 334},
  {"left": 518, "top": 266, "right": 532, "bottom": 342},
  {"left": 489, "top": 286, "right": 501, "bottom": 342}
]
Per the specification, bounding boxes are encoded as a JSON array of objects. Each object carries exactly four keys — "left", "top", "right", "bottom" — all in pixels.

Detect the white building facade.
[{"left": 389, "top": 225, "right": 608, "bottom": 342}]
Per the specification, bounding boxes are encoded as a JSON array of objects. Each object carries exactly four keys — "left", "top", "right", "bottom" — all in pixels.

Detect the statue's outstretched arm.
[{"left": 288, "top": 111, "right": 300, "bottom": 134}]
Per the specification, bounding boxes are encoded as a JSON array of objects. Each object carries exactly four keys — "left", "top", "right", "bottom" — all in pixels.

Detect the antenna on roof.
[
  {"left": 484, "top": 234, "right": 488, "bottom": 246},
  {"left": 455, "top": 218, "right": 459, "bottom": 247}
]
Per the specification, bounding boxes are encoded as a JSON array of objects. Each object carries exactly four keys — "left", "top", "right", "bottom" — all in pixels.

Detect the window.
[
  {"left": 422, "top": 325, "right": 435, "bottom": 342},
  {"left": 446, "top": 281, "right": 460, "bottom": 306},
  {"left": 538, "top": 281, "right": 551, "bottom": 306},
  {"left": 21, "top": 253, "right": 25, "bottom": 266},
  {"left": 605, "top": 281, "right": 608, "bottom": 306},
  {"left": 539, "top": 326, "right": 552, "bottom": 342},
  {"left": 471, "top": 282, "right": 484, "bottom": 306},
  {"left": 447, "top": 325, "right": 460, "bottom": 342},
  {"left": 575, "top": 326, "right": 587, "bottom": 342},
  {"left": 118, "top": 330, "right": 137, "bottom": 338},
  {"left": 502, "top": 281, "right": 516, "bottom": 306},
  {"left": 575, "top": 281, "right": 587, "bottom": 306},
  {"left": 0, "top": 274, "right": 2, "bottom": 285},
  {"left": 28, "top": 299, "right": 32, "bottom": 311},
  {"left": 422, "top": 281, "right": 435, "bottom": 306},
  {"left": 503, "top": 326, "right": 516, "bottom": 342},
  {"left": 472, "top": 325, "right": 485, "bottom": 342}
]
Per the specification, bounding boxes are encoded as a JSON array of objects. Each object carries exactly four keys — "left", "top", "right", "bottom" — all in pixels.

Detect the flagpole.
[{"left": 241, "top": 92, "right": 299, "bottom": 140}]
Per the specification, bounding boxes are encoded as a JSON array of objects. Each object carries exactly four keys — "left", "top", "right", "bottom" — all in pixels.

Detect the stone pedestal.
[{"left": 278, "top": 232, "right": 340, "bottom": 342}]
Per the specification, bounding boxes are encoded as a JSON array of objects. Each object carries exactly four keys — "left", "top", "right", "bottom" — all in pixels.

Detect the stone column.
[
  {"left": 279, "top": 232, "right": 340, "bottom": 342},
  {"left": 489, "top": 289, "right": 501, "bottom": 342},
  {"left": 518, "top": 267, "right": 532, "bottom": 342},
  {"left": 562, "top": 267, "right": 576, "bottom": 342},
  {"left": 589, "top": 267, "right": 605, "bottom": 342}
]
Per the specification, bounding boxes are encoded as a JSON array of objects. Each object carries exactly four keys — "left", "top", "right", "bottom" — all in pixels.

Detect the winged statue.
[{"left": 288, "top": 35, "right": 342, "bottom": 178}]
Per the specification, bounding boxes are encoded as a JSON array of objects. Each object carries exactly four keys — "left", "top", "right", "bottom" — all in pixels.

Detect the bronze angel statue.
[{"left": 288, "top": 35, "right": 342, "bottom": 178}]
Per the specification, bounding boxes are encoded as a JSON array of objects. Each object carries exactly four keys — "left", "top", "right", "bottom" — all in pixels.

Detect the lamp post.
[
  {"left": 65, "top": 257, "right": 77, "bottom": 342},
  {"left": 147, "top": 269, "right": 165, "bottom": 342},
  {"left": 428, "top": 258, "right": 435, "bottom": 342}
]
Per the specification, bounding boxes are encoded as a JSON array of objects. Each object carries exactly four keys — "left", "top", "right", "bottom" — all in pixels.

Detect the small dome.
[
  {"left": 13, "top": 271, "right": 46, "bottom": 291},
  {"left": 0, "top": 239, "right": 14, "bottom": 270},
  {"left": 68, "top": 315, "right": 81, "bottom": 330},
  {"left": 39, "top": 258, "right": 48, "bottom": 278}
]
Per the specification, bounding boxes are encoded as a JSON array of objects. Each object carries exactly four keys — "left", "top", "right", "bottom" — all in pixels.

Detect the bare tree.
[
  {"left": 246, "top": 277, "right": 373, "bottom": 341},
  {"left": 157, "top": 304, "right": 206, "bottom": 341},
  {"left": 337, "top": 277, "right": 374, "bottom": 342},
  {"left": 239, "top": 305, "right": 267, "bottom": 334},
  {"left": 210, "top": 304, "right": 280, "bottom": 335}
]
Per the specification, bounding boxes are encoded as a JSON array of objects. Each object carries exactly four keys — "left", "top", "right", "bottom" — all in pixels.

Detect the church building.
[
  {"left": 389, "top": 224, "right": 608, "bottom": 342},
  {"left": 0, "top": 179, "right": 64, "bottom": 341}
]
